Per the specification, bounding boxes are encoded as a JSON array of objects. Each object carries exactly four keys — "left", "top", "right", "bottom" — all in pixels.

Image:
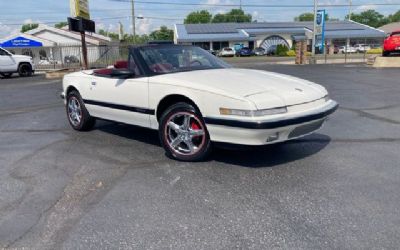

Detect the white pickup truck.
[{"left": 0, "top": 47, "right": 35, "bottom": 78}]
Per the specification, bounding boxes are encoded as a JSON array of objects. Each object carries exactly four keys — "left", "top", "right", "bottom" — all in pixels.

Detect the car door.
[
  {"left": 0, "top": 48, "right": 16, "bottom": 71},
  {"left": 84, "top": 73, "right": 151, "bottom": 128}
]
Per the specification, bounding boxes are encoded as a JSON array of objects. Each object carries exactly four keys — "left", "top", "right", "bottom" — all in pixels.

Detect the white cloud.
[
  {"left": 0, "top": 22, "right": 19, "bottom": 39},
  {"left": 136, "top": 18, "right": 153, "bottom": 35},
  {"left": 355, "top": 5, "right": 379, "bottom": 12}
]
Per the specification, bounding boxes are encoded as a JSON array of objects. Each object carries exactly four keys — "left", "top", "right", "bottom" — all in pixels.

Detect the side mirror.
[{"left": 110, "top": 69, "right": 135, "bottom": 79}]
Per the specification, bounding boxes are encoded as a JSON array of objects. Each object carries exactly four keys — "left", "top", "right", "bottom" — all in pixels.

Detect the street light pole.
[
  {"left": 311, "top": 0, "right": 318, "bottom": 60},
  {"left": 348, "top": 0, "right": 352, "bottom": 20},
  {"left": 131, "top": 0, "right": 136, "bottom": 41}
]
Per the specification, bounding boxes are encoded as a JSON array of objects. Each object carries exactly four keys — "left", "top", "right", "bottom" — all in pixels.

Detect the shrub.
[
  {"left": 367, "top": 48, "right": 383, "bottom": 54},
  {"left": 276, "top": 44, "right": 289, "bottom": 56},
  {"left": 286, "top": 50, "right": 296, "bottom": 57}
]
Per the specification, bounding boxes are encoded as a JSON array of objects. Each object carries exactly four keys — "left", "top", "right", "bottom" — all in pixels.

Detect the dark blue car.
[{"left": 235, "top": 47, "right": 254, "bottom": 57}]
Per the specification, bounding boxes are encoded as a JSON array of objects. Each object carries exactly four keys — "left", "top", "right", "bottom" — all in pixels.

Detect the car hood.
[{"left": 151, "top": 68, "right": 327, "bottom": 108}]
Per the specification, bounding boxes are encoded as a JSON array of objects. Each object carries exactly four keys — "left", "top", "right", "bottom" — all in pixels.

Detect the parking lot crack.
[{"left": 339, "top": 107, "right": 400, "bottom": 125}]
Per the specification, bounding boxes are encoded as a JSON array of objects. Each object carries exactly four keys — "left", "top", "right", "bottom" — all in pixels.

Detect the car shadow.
[
  {"left": 212, "top": 133, "right": 331, "bottom": 168},
  {"left": 95, "top": 121, "right": 331, "bottom": 168},
  {"left": 96, "top": 120, "right": 161, "bottom": 147}
]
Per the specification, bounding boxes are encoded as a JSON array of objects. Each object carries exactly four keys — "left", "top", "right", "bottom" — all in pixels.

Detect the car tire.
[
  {"left": 18, "top": 63, "right": 33, "bottom": 77},
  {"left": 159, "top": 102, "right": 212, "bottom": 162},
  {"left": 66, "top": 90, "right": 96, "bottom": 131},
  {"left": 382, "top": 51, "right": 390, "bottom": 57},
  {"left": 0, "top": 73, "right": 12, "bottom": 78}
]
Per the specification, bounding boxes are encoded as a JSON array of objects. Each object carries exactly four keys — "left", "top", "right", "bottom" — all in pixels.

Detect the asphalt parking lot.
[{"left": 1, "top": 64, "right": 400, "bottom": 249}]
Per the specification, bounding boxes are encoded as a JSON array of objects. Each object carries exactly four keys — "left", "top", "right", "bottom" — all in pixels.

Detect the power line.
[{"left": 109, "top": 0, "right": 400, "bottom": 8}]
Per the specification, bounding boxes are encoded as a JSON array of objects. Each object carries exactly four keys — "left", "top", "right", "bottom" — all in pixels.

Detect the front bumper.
[{"left": 204, "top": 100, "right": 338, "bottom": 145}]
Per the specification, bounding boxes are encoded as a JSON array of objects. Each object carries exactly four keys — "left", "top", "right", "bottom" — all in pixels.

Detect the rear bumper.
[{"left": 204, "top": 101, "right": 338, "bottom": 145}]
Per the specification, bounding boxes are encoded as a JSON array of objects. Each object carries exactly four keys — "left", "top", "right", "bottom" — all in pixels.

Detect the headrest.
[{"left": 114, "top": 60, "right": 128, "bottom": 69}]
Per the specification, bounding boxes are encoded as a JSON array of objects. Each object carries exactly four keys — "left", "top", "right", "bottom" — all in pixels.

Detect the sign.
[
  {"left": 316, "top": 10, "right": 326, "bottom": 52},
  {"left": 68, "top": 17, "right": 95, "bottom": 33},
  {"left": 70, "top": 0, "right": 90, "bottom": 19},
  {"left": 315, "top": 10, "right": 326, "bottom": 36},
  {"left": 1, "top": 36, "right": 43, "bottom": 48}
]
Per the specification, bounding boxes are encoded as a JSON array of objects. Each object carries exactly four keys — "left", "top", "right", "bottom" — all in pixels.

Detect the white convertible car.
[{"left": 61, "top": 44, "right": 338, "bottom": 161}]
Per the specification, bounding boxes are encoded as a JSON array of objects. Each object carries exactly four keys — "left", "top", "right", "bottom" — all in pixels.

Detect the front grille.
[{"left": 288, "top": 120, "right": 325, "bottom": 139}]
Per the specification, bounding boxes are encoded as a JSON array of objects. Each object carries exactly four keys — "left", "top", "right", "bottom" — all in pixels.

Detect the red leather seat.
[
  {"left": 114, "top": 60, "right": 128, "bottom": 69},
  {"left": 94, "top": 68, "right": 113, "bottom": 75}
]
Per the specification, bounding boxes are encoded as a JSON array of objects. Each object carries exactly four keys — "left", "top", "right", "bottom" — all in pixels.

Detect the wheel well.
[
  {"left": 156, "top": 95, "right": 200, "bottom": 121},
  {"left": 66, "top": 86, "right": 78, "bottom": 96},
  {"left": 18, "top": 62, "right": 32, "bottom": 69}
]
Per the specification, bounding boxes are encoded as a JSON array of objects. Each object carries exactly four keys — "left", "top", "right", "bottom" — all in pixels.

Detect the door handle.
[{"left": 91, "top": 81, "right": 97, "bottom": 86}]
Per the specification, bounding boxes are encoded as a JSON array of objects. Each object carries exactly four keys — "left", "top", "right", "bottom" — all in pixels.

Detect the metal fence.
[
  {"left": 5, "top": 43, "right": 132, "bottom": 71},
  {"left": 5, "top": 42, "right": 382, "bottom": 71}
]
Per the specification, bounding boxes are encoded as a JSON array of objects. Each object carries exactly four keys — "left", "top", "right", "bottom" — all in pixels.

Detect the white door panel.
[
  {"left": 0, "top": 55, "right": 16, "bottom": 71},
  {"left": 85, "top": 76, "right": 151, "bottom": 127}
]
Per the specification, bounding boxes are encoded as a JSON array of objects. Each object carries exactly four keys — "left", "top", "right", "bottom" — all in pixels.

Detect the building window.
[
  {"left": 39, "top": 49, "right": 47, "bottom": 60},
  {"left": 22, "top": 49, "right": 34, "bottom": 58},
  {"left": 193, "top": 42, "right": 210, "bottom": 50},
  {"left": 212, "top": 41, "right": 230, "bottom": 51},
  {"left": 212, "top": 42, "right": 221, "bottom": 51},
  {"left": 249, "top": 41, "right": 254, "bottom": 50},
  {"left": 260, "top": 35, "right": 289, "bottom": 52}
]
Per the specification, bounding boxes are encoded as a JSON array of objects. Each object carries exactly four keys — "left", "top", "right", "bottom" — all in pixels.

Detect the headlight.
[{"left": 219, "top": 107, "right": 287, "bottom": 117}]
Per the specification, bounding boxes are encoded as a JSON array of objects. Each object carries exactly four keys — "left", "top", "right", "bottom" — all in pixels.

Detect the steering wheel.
[{"left": 190, "top": 60, "right": 202, "bottom": 66}]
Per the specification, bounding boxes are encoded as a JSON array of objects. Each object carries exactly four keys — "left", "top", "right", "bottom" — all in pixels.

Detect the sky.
[{"left": 0, "top": 0, "right": 399, "bottom": 39}]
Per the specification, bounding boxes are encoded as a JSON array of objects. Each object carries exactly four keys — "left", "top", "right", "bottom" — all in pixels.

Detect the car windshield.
[{"left": 139, "top": 45, "right": 231, "bottom": 74}]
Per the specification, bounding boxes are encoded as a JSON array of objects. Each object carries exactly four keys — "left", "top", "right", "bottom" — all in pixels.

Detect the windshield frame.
[{"left": 130, "top": 44, "right": 231, "bottom": 77}]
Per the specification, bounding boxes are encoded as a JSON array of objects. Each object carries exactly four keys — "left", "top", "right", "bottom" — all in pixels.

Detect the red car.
[{"left": 383, "top": 30, "right": 400, "bottom": 56}]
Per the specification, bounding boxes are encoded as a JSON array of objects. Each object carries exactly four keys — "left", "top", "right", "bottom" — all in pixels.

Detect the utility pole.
[
  {"left": 131, "top": 0, "right": 136, "bottom": 42},
  {"left": 239, "top": 0, "right": 242, "bottom": 10},
  {"left": 311, "top": 0, "right": 317, "bottom": 60},
  {"left": 348, "top": 0, "right": 352, "bottom": 20}
]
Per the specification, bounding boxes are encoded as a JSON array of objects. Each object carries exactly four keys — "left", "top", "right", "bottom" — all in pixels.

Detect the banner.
[
  {"left": 316, "top": 10, "right": 326, "bottom": 51},
  {"left": 1, "top": 36, "right": 43, "bottom": 47}
]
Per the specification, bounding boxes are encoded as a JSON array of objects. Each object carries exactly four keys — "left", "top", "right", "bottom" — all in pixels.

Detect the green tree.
[
  {"left": 347, "top": 10, "right": 389, "bottom": 28},
  {"left": 98, "top": 29, "right": 119, "bottom": 41},
  {"left": 388, "top": 10, "right": 400, "bottom": 23},
  {"left": 211, "top": 13, "right": 226, "bottom": 23},
  {"left": 212, "top": 9, "right": 252, "bottom": 23},
  {"left": 149, "top": 26, "right": 174, "bottom": 41},
  {"left": 184, "top": 10, "right": 212, "bottom": 24},
  {"left": 294, "top": 12, "right": 330, "bottom": 21},
  {"left": 54, "top": 22, "right": 68, "bottom": 29},
  {"left": 21, "top": 23, "right": 39, "bottom": 33}
]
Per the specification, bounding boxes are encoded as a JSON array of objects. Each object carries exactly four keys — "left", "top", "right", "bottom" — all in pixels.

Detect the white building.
[
  {"left": 174, "top": 21, "right": 386, "bottom": 53},
  {"left": 0, "top": 24, "right": 113, "bottom": 67}
]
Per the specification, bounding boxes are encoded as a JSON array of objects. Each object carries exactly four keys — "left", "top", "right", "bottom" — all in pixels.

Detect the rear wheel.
[
  {"left": 66, "top": 90, "right": 96, "bottom": 131},
  {"left": 159, "top": 102, "right": 212, "bottom": 161},
  {"left": 18, "top": 63, "right": 33, "bottom": 77},
  {"left": 382, "top": 51, "right": 390, "bottom": 57}
]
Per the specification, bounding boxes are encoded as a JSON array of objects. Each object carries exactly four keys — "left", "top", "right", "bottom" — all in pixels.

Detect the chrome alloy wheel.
[
  {"left": 164, "top": 112, "right": 206, "bottom": 156},
  {"left": 67, "top": 96, "right": 82, "bottom": 126}
]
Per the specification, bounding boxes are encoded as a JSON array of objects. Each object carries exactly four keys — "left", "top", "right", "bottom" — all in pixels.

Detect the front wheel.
[
  {"left": 66, "top": 90, "right": 96, "bottom": 131},
  {"left": 18, "top": 63, "right": 33, "bottom": 77},
  {"left": 159, "top": 102, "right": 212, "bottom": 161}
]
